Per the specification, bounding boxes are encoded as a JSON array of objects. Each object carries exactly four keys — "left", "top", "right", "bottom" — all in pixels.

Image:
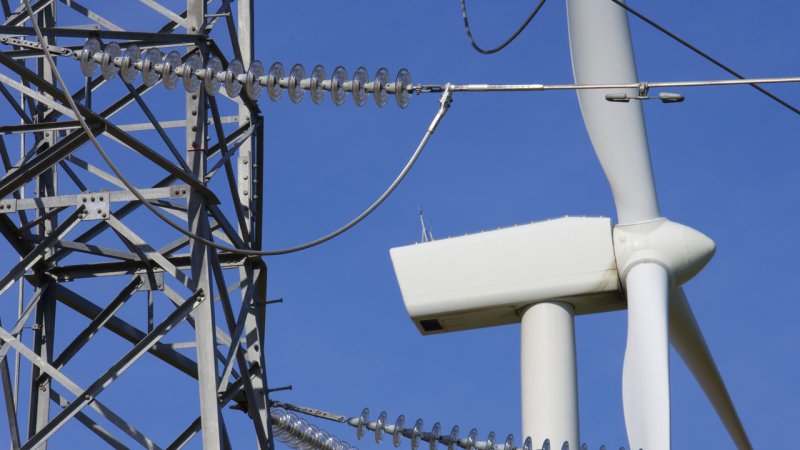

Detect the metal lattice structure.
[{"left": 0, "top": 1, "right": 273, "bottom": 448}]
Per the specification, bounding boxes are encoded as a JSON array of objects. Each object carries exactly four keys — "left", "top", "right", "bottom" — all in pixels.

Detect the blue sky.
[{"left": 1, "top": 0, "right": 798, "bottom": 448}]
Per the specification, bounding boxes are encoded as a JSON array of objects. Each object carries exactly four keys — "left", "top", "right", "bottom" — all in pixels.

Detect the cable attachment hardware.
[
  {"left": 638, "top": 82, "right": 650, "bottom": 98},
  {"left": 439, "top": 85, "right": 454, "bottom": 109},
  {"left": 605, "top": 82, "right": 684, "bottom": 104},
  {"left": 0, "top": 35, "right": 74, "bottom": 57},
  {"left": 414, "top": 84, "right": 446, "bottom": 94}
]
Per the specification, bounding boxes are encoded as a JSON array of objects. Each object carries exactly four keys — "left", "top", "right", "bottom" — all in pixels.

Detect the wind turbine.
[{"left": 390, "top": 1, "right": 752, "bottom": 449}]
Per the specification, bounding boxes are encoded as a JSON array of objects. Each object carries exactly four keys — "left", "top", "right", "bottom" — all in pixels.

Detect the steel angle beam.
[
  {"left": 54, "top": 0, "right": 123, "bottom": 31},
  {"left": 0, "top": 207, "right": 84, "bottom": 297},
  {"left": 0, "top": 121, "right": 103, "bottom": 199},
  {"left": 47, "top": 252, "right": 246, "bottom": 280},
  {"left": 0, "top": 185, "right": 191, "bottom": 214},
  {"left": 0, "top": 25, "right": 203, "bottom": 45},
  {"left": 2, "top": 0, "right": 52, "bottom": 27},
  {"left": 15, "top": 293, "right": 201, "bottom": 450},
  {"left": 49, "top": 390, "right": 128, "bottom": 450},
  {"left": 53, "top": 284, "right": 201, "bottom": 378}
]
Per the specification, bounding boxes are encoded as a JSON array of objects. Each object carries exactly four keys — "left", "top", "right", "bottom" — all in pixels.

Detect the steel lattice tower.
[{"left": 0, "top": 1, "right": 273, "bottom": 448}]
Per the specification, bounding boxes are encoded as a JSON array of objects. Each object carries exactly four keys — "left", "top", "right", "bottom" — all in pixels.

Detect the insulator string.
[
  {"left": 76, "top": 38, "right": 415, "bottom": 108},
  {"left": 272, "top": 402, "right": 624, "bottom": 450}
]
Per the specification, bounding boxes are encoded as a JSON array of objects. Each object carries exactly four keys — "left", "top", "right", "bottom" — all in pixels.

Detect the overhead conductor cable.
[
  {"left": 608, "top": 0, "right": 800, "bottom": 116},
  {"left": 460, "top": 0, "right": 549, "bottom": 54}
]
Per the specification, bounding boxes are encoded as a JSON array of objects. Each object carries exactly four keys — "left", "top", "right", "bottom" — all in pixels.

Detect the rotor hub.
[{"left": 613, "top": 218, "right": 716, "bottom": 288}]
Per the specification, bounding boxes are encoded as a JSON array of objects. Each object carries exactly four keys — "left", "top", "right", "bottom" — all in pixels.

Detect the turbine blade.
[
  {"left": 567, "top": 0, "right": 660, "bottom": 223},
  {"left": 669, "top": 288, "right": 752, "bottom": 449},
  {"left": 623, "top": 263, "right": 671, "bottom": 450}
]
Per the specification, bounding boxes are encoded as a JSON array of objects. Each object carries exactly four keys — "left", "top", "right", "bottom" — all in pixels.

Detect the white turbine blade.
[
  {"left": 623, "top": 263, "right": 671, "bottom": 450},
  {"left": 669, "top": 288, "right": 752, "bottom": 449},
  {"left": 567, "top": 0, "right": 660, "bottom": 223}
]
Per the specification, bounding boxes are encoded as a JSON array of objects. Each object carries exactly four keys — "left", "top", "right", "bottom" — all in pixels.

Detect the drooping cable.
[
  {"left": 609, "top": 0, "right": 800, "bottom": 116},
  {"left": 22, "top": 0, "right": 454, "bottom": 256},
  {"left": 460, "top": 0, "right": 548, "bottom": 55}
]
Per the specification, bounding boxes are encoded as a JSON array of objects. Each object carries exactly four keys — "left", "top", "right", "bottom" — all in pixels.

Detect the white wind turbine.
[{"left": 390, "top": 1, "right": 752, "bottom": 449}]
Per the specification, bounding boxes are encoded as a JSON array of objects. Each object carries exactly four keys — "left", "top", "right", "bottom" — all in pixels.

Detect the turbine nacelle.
[{"left": 389, "top": 216, "right": 713, "bottom": 335}]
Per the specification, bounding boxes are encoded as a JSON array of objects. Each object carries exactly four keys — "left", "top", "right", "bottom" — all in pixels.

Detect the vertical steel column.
[
  {"left": 237, "top": 1, "right": 274, "bottom": 449},
  {"left": 27, "top": 4, "right": 58, "bottom": 447},
  {"left": 186, "top": 1, "right": 223, "bottom": 448}
]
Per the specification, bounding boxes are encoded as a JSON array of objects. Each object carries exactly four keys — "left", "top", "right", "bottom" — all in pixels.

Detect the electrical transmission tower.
[{"left": 0, "top": 1, "right": 274, "bottom": 448}]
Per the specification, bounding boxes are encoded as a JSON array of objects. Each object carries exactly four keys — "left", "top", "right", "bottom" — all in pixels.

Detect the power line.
[
  {"left": 609, "top": 0, "right": 800, "bottom": 116},
  {"left": 460, "top": 0, "right": 548, "bottom": 55}
]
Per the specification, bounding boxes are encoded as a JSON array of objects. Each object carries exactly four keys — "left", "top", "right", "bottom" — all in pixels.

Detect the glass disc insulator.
[
  {"left": 356, "top": 408, "right": 369, "bottom": 440},
  {"left": 466, "top": 428, "right": 478, "bottom": 450},
  {"left": 375, "top": 411, "right": 387, "bottom": 444},
  {"left": 392, "top": 415, "right": 405, "bottom": 448},
  {"left": 80, "top": 38, "right": 101, "bottom": 76},
  {"left": 504, "top": 434, "right": 515, "bottom": 450},
  {"left": 447, "top": 425, "right": 459, "bottom": 450},
  {"left": 411, "top": 419, "right": 423, "bottom": 450},
  {"left": 486, "top": 431, "right": 496, "bottom": 450},
  {"left": 267, "top": 62, "right": 285, "bottom": 101},
  {"left": 310, "top": 65, "right": 326, "bottom": 104},
  {"left": 225, "top": 59, "right": 244, "bottom": 97},
  {"left": 523, "top": 437, "right": 532, "bottom": 450},
  {"left": 373, "top": 67, "right": 389, "bottom": 107},
  {"left": 120, "top": 45, "right": 141, "bottom": 84},
  {"left": 300, "top": 424, "right": 317, "bottom": 448},
  {"left": 141, "top": 48, "right": 162, "bottom": 87},
  {"left": 331, "top": 65, "right": 347, "bottom": 106},
  {"left": 352, "top": 66, "right": 369, "bottom": 106},
  {"left": 429, "top": 423, "right": 441, "bottom": 450},
  {"left": 101, "top": 42, "right": 121, "bottom": 80},
  {"left": 395, "top": 68, "right": 412, "bottom": 109},
  {"left": 245, "top": 60, "right": 264, "bottom": 100},
  {"left": 288, "top": 63, "right": 305, "bottom": 103},
  {"left": 181, "top": 53, "right": 203, "bottom": 93},
  {"left": 161, "top": 51, "right": 182, "bottom": 90},
  {"left": 203, "top": 56, "right": 223, "bottom": 96},
  {"left": 286, "top": 415, "right": 305, "bottom": 447},
  {"left": 315, "top": 430, "right": 331, "bottom": 450}
]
